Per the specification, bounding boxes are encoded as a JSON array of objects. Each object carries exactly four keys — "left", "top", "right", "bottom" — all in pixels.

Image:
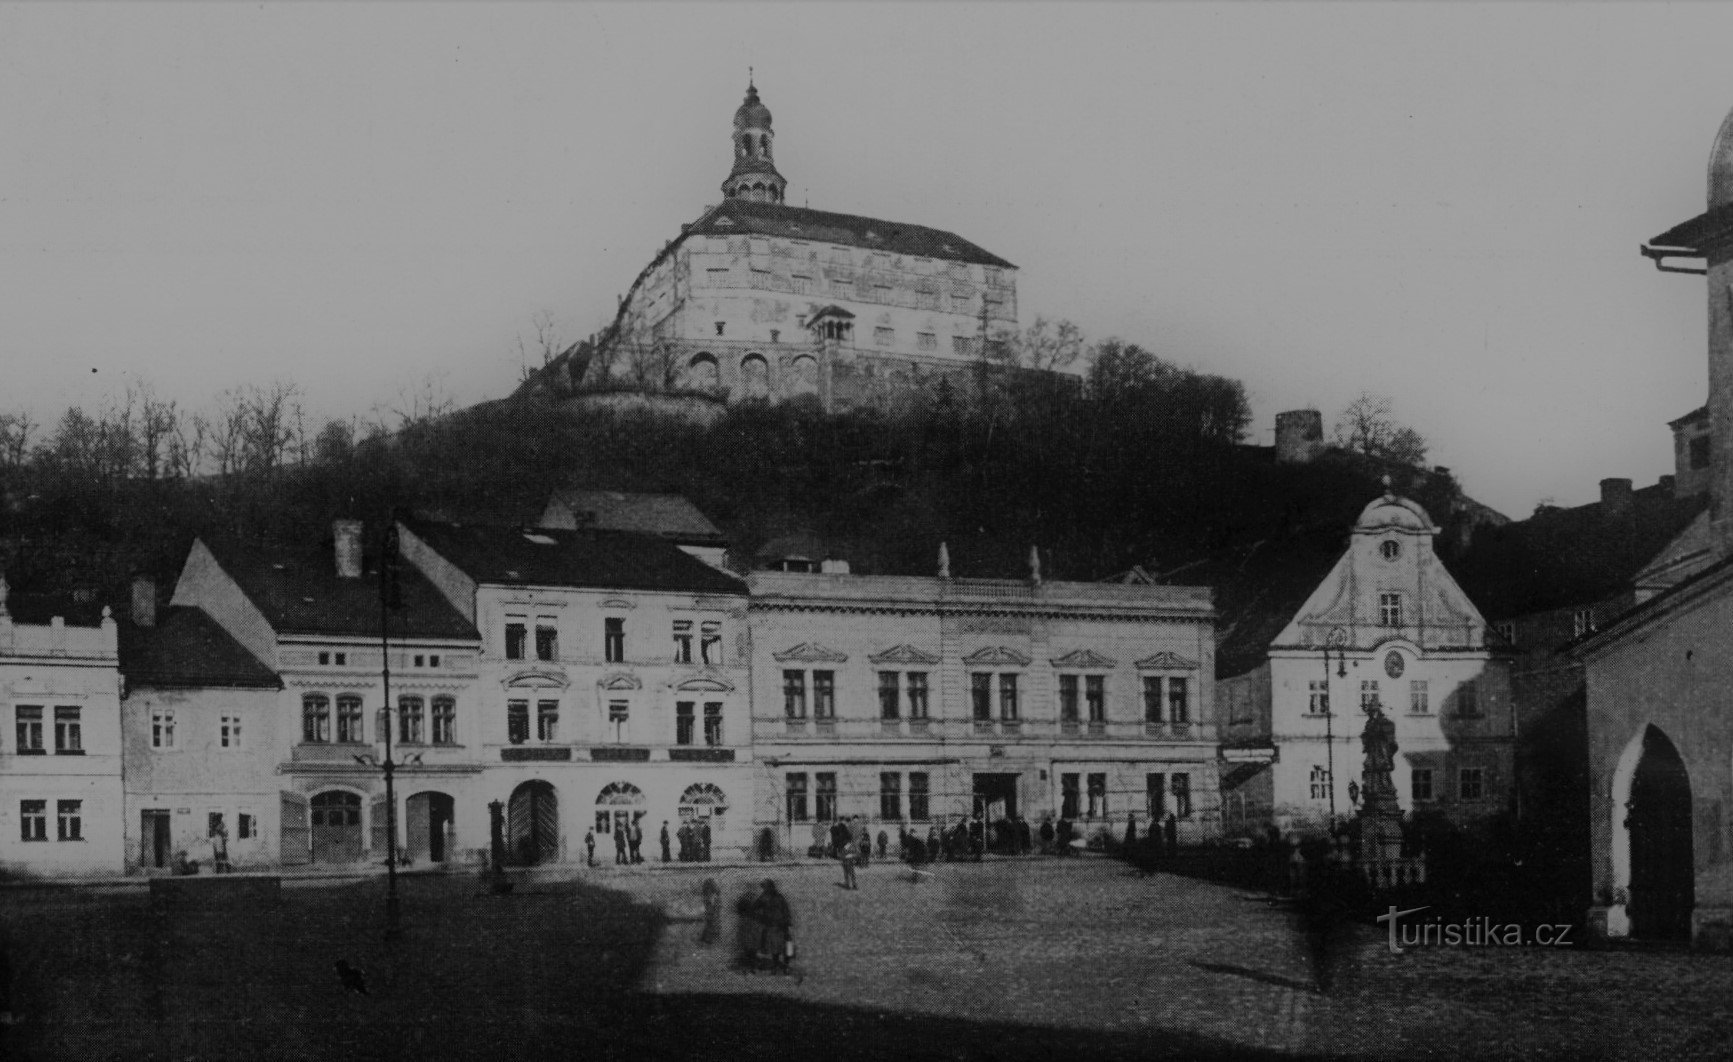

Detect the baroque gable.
[
  {"left": 1049, "top": 648, "right": 1119, "bottom": 669},
  {"left": 868, "top": 644, "right": 941, "bottom": 666},
  {"left": 773, "top": 642, "right": 849, "bottom": 663},
  {"left": 1136, "top": 651, "right": 1199, "bottom": 671},
  {"left": 962, "top": 646, "right": 1032, "bottom": 667}
]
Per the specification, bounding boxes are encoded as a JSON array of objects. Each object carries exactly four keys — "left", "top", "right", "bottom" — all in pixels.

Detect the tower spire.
[{"left": 722, "top": 77, "right": 787, "bottom": 204}]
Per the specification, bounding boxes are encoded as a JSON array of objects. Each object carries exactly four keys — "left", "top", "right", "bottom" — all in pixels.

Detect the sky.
[{"left": 3, "top": 2, "right": 1731, "bottom": 517}]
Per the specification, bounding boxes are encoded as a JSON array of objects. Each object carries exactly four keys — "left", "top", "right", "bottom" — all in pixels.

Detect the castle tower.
[{"left": 722, "top": 77, "right": 787, "bottom": 204}]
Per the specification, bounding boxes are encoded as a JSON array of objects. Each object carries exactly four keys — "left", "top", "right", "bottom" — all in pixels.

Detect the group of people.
[
  {"left": 663, "top": 818, "right": 714, "bottom": 863},
  {"left": 582, "top": 817, "right": 717, "bottom": 866}
]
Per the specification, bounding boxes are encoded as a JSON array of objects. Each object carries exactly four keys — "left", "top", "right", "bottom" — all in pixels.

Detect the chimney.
[
  {"left": 131, "top": 574, "right": 157, "bottom": 628},
  {"left": 820, "top": 558, "right": 851, "bottom": 574},
  {"left": 1600, "top": 477, "right": 1634, "bottom": 518},
  {"left": 333, "top": 519, "right": 364, "bottom": 579}
]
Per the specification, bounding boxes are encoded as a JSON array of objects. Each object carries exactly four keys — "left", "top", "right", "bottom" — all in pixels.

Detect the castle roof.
[{"left": 687, "top": 198, "right": 1016, "bottom": 270}]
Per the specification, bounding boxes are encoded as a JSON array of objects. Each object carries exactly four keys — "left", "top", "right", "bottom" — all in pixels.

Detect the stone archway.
[
  {"left": 1613, "top": 725, "right": 1695, "bottom": 940},
  {"left": 507, "top": 780, "right": 560, "bottom": 866}
]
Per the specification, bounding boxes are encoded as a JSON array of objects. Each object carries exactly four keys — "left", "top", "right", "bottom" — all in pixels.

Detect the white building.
[
  {"left": 0, "top": 579, "right": 125, "bottom": 877},
  {"left": 1220, "top": 489, "right": 1514, "bottom": 838}
]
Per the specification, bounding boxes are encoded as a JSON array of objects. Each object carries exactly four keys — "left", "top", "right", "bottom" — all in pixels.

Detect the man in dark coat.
[
  {"left": 753, "top": 880, "right": 793, "bottom": 974},
  {"left": 1164, "top": 813, "right": 1179, "bottom": 859},
  {"left": 613, "top": 824, "right": 628, "bottom": 865},
  {"left": 967, "top": 816, "right": 985, "bottom": 862},
  {"left": 584, "top": 829, "right": 596, "bottom": 867},
  {"left": 927, "top": 825, "right": 942, "bottom": 864},
  {"left": 1056, "top": 817, "right": 1073, "bottom": 857},
  {"left": 700, "top": 819, "right": 713, "bottom": 862},
  {"left": 1039, "top": 817, "right": 1055, "bottom": 855},
  {"left": 661, "top": 821, "right": 672, "bottom": 863},
  {"left": 629, "top": 820, "right": 644, "bottom": 864},
  {"left": 1017, "top": 817, "right": 1033, "bottom": 854}
]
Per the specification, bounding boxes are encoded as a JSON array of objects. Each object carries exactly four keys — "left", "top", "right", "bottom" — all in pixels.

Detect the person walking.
[
  {"left": 857, "top": 826, "right": 871, "bottom": 868},
  {"left": 678, "top": 821, "right": 693, "bottom": 862},
  {"left": 1056, "top": 817, "right": 1073, "bottom": 857},
  {"left": 631, "top": 820, "right": 645, "bottom": 864},
  {"left": 1164, "top": 813, "right": 1179, "bottom": 859},
  {"left": 700, "top": 819, "right": 713, "bottom": 862},
  {"left": 1017, "top": 816, "right": 1032, "bottom": 855},
  {"left": 877, "top": 829, "right": 889, "bottom": 860},
  {"left": 752, "top": 880, "right": 794, "bottom": 975},
  {"left": 613, "top": 824, "right": 629, "bottom": 865},
  {"left": 699, "top": 878, "right": 723, "bottom": 945},
  {"left": 968, "top": 816, "right": 985, "bottom": 862},
  {"left": 585, "top": 828, "right": 596, "bottom": 867},
  {"left": 1039, "top": 817, "right": 1055, "bottom": 855},
  {"left": 661, "top": 821, "right": 672, "bottom": 863},
  {"left": 927, "top": 825, "right": 941, "bottom": 864}
]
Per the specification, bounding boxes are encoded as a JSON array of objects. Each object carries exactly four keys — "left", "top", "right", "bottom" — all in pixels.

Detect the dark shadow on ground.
[
  {"left": 1188, "top": 959, "right": 1316, "bottom": 994},
  {"left": 0, "top": 873, "right": 1307, "bottom": 1062}
]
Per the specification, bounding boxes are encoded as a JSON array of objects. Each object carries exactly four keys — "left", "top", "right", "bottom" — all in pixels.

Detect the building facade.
[
  {"left": 0, "top": 581, "right": 125, "bottom": 877},
  {"left": 1220, "top": 490, "right": 1514, "bottom": 838},
  {"left": 746, "top": 563, "right": 1221, "bottom": 856}
]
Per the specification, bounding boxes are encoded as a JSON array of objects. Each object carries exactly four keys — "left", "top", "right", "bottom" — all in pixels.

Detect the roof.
[
  {"left": 1450, "top": 481, "right": 1706, "bottom": 621},
  {"left": 120, "top": 606, "right": 280, "bottom": 689},
  {"left": 200, "top": 534, "right": 479, "bottom": 642},
  {"left": 1669, "top": 405, "right": 1709, "bottom": 430},
  {"left": 1646, "top": 201, "right": 1733, "bottom": 255},
  {"left": 545, "top": 490, "right": 727, "bottom": 545},
  {"left": 1572, "top": 551, "right": 1733, "bottom": 659},
  {"left": 1355, "top": 493, "right": 1436, "bottom": 534},
  {"left": 685, "top": 198, "right": 1016, "bottom": 269},
  {"left": 405, "top": 520, "right": 746, "bottom": 596}
]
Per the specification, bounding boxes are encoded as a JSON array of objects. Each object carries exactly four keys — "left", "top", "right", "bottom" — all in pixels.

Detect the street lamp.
[{"left": 350, "top": 518, "right": 415, "bottom": 941}]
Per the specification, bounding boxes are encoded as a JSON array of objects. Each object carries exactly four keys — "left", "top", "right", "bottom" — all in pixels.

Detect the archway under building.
[
  {"left": 507, "top": 780, "right": 560, "bottom": 866},
  {"left": 405, "top": 791, "right": 455, "bottom": 865},
  {"left": 1614, "top": 725, "right": 1695, "bottom": 940}
]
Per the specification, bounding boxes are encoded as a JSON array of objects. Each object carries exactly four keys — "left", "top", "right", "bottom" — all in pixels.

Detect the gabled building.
[
  {"left": 167, "top": 522, "right": 485, "bottom": 868},
  {"left": 1219, "top": 489, "right": 1513, "bottom": 838},
  {"left": 746, "top": 555, "right": 1220, "bottom": 856},
  {"left": 397, "top": 519, "right": 751, "bottom": 863},
  {"left": 0, "top": 579, "right": 124, "bottom": 877}
]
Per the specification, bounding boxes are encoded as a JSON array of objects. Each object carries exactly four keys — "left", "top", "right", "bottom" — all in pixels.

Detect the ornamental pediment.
[
  {"left": 501, "top": 668, "right": 571, "bottom": 690},
  {"left": 597, "top": 671, "right": 643, "bottom": 691},
  {"left": 1049, "top": 649, "right": 1118, "bottom": 669},
  {"left": 773, "top": 642, "right": 849, "bottom": 663},
  {"left": 868, "top": 644, "right": 941, "bottom": 666},
  {"left": 672, "top": 671, "right": 736, "bottom": 693},
  {"left": 1136, "top": 651, "right": 1199, "bottom": 671},
  {"left": 963, "top": 646, "right": 1032, "bottom": 667}
]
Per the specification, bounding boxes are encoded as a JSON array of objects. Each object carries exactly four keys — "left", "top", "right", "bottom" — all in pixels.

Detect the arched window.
[
  {"left": 594, "top": 781, "right": 647, "bottom": 837},
  {"left": 302, "top": 694, "right": 330, "bottom": 744},
  {"left": 310, "top": 790, "right": 361, "bottom": 826},
  {"left": 740, "top": 354, "right": 770, "bottom": 399},
  {"left": 789, "top": 355, "right": 819, "bottom": 395},
  {"left": 688, "top": 352, "right": 720, "bottom": 391}
]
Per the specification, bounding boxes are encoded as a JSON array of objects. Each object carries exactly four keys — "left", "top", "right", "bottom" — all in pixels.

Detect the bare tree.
[
  {"left": 516, "top": 309, "right": 565, "bottom": 383},
  {"left": 0, "top": 410, "right": 36, "bottom": 468},
  {"left": 240, "top": 381, "right": 304, "bottom": 475},
  {"left": 620, "top": 338, "right": 682, "bottom": 392},
  {"left": 1334, "top": 392, "right": 1428, "bottom": 466},
  {"left": 130, "top": 381, "right": 181, "bottom": 479},
  {"left": 1008, "top": 317, "right": 1087, "bottom": 372},
  {"left": 375, "top": 372, "right": 456, "bottom": 434},
  {"left": 169, "top": 413, "right": 207, "bottom": 479}
]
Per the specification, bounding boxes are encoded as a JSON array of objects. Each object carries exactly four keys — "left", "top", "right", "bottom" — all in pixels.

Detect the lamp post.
[{"left": 352, "top": 519, "right": 417, "bottom": 941}]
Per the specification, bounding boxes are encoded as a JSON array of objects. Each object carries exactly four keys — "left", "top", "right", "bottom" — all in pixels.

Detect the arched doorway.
[
  {"left": 507, "top": 781, "right": 559, "bottom": 866},
  {"left": 405, "top": 791, "right": 455, "bottom": 864},
  {"left": 594, "top": 782, "right": 647, "bottom": 854},
  {"left": 310, "top": 790, "right": 363, "bottom": 864},
  {"left": 1624, "top": 726, "right": 1694, "bottom": 939},
  {"left": 679, "top": 782, "right": 729, "bottom": 858}
]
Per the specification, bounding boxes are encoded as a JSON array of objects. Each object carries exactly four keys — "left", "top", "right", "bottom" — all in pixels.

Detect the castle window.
[
  {"left": 1690, "top": 434, "right": 1711, "bottom": 470},
  {"left": 874, "top": 326, "right": 895, "bottom": 347},
  {"left": 1573, "top": 609, "right": 1596, "bottom": 637},
  {"left": 1411, "top": 768, "right": 1433, "bottom": 801},
  {"left": 917, "top": 332, "right": 937, "bottom": 351},
  {"left": 952, "top": 335, "right": 975, "bottom": 357},
  {"left": 715, "top": 321, "right": 726, "bottom": 337}
]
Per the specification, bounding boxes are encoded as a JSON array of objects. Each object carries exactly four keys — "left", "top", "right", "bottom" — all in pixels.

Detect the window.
[
  {"left": 208, "top": 812, "right": 225, "bottom": 839},
  {"left": 1168, "top": 678, "right": 1189, "bottom": 723},
  {"left": 220, "top": 714, "right": 242, "bottom": 749},
  {"left": 413, "top": 655, "right": 424, "bottom": 667},
  {"left": 20, "top": 800, "right": 47, "bottom": 842},
  {"left": 238, "top": 813, "right": 256, "bottom": 840},
  {"left": 333, "top": 652, "right": 346, "bottom": 666},
  {"left": 1691, "top": 434, "right": 1712, "bottom": 470},
  {"left": 535, "top": 617, "right": 559, "bottom": 662},
  {"left": 536, "top": 700, "right": 559, "bottom": 742},
  {"left": 301, "top": 695, "right": 329, "bottom": 743},
  {"left": 1409, "top": 681, "right": 1430, "bottom": 715},
  {"left": 1459, "top": 768, "right": 1484, "bottom": 802},
  {"left": 676, "top": 701, "right": 695, "bottom": 745},
  {"left": 874, "top": 326, "right": 895, "bottom": 347},
  {"left": 1457, "top": 682, "right": 1482, "bottom": 719},
  {"left": 715, "top": 321, "right": 727, "bottom": 336},
  {"left": 673, "top": 621, "right": 694, "bottom": 663},
  {"left": 336, "top": 695, "right": 364, "bottom": 743},
  {"left": 816, "top": 773, "right": 838, "bottom": 822},
  {"left": 971, "top": 673, "right": 992, "bottom": 720},
  {"left": 432, "top": 696, "right": 456, "bottom": 745},
  {"left": 54, "top": 707, "right": 82, "bottom": 753},
  {"left": 1172, "top": 773, "right": 1192, "bottom": 818},
  {"left": 832, "top": 279, "right": 853, "bottom": 299},
  {"left": 909, "top": 773, "right": 930, "bottom": 821},
  {"left": 907, "top": 673, "right": 929, "bottom": 719},
  {"left": 703, "top": 702, "right": 723, "bottom": 746},
  {"left": 1411, "top": 768, "right": 1434, "bottom": 802},
  {"left": 1308, "top": 680, "right": 1330, "bottom": 715},
  {"left": 430, "top": 654, "right": 440, "bottom": 668},
  {"left": 57, "top": 800, "right": 82, "bottom": 842},
  {"left": 1310, "top": 765, "right": 1332, "bottom": 801},
  {"left": 879, "top": 672, "right": 900, "bottom": 720},
  {"left": 813, "top": 671, "right": 836, "bottom": 720},
  {"left": 700, "top": 621, "right": 723, "bottom": 664},
  {"left": 770, "top": 329, "right": 781, "bottom": 343},
  {"left": 1573, "top": 609, "right": 1596, "bottom": 638},
  {"left": 1379, "top": 593, "right": 1403, "bottom": 627},
  {"left": 1143, "top": 678, "right": 1163, "bottom": 722},
  {"left": 16, "top": 705, "right": 44, "bottom": 753},
  {"left": 1379, "top": 540, "right": 1401, "bottom": 562},
  {"left": 1360, "top": 680, "right": 1381, "bottom": 712},
  {"left": 505, "top": 617, "right": 527, "bottom": 660},
  {"left": 999, "top": 674, "right": 1019, "bottom": 721},
  {"left": 1060, "top": 773, "right": 1080, "bottom": 819},
  {"left": 952, "top": 335, "right": 974, "bottom": 356},
  {"left": 1493, "top": 621, "right": 1516, "bottom": 645},
  {"left": 782, "top": 670, "right": 808, "bottom": 719},
  {"left": 151, "top": 707, "right": 176, "bottom": 749},
  {"left": 1086, "top": 676, "right": 1106, "bottom": 723},
  {"left": 917, "top": 331, "right": 938, "bottom": 351},
  {"left": 1146, "top": 773, "right": 1166, "bottom": 819},
  {"left": 880, "top": 772, "right": 902, "bottom": 820},
  {"left": 507, "top": 699, "right": 529, "bottom": 745},
  {"left": 607, "top": 701, "right": 629, "bottom": 744},
  {"left": 951, "top": 294, "right": 971, "bottom": 315},
  {"left": 787, "top": 773, "right": 809, "bottom": 822},
  {"left": 604, "top": 618, "right": 625, "bottom": 663},
  {"left": 1086, "top": 773, "right": 1107, "bottom": 818},
  {"left": 318, "top": 652, "right": 329, "bottom": 666},
  {"left": 1059, "top": 675, "right": 1079, "bottom": 722},
  {"left": 398, "top": 696, "right": 425, "bottom": 744},
  {"left": 792, "top": 274, "right": 813, "bottom": 295}
]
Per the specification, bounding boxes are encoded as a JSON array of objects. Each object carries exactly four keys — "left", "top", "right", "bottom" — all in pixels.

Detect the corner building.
[{"left": 746, "top": 568, "right": 1221, "bottom": 855}]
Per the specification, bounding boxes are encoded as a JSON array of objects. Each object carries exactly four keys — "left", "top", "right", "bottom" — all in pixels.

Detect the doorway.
[
  {"left": 508, "top": 781, "right": 560, "bottom": 865},
  {"left": 310, "top": 791, "right": 364, "bottom": 864},
  {"left": 141, "top": 809, "right": 171, "bottom": 870},
  {"left": 973, "top": 773, "right": 1021, "bottom": 852},
  {"left": 1626, "top": 726, "right": 1694, "bottom": 940},
  {"left": 406, "top": 791, "right": 455, "bottom": 864}
]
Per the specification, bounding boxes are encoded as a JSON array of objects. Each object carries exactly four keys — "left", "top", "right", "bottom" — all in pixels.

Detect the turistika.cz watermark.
[{"left": 1376, "top": 906, "right": 1574, "bottom": 954}]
